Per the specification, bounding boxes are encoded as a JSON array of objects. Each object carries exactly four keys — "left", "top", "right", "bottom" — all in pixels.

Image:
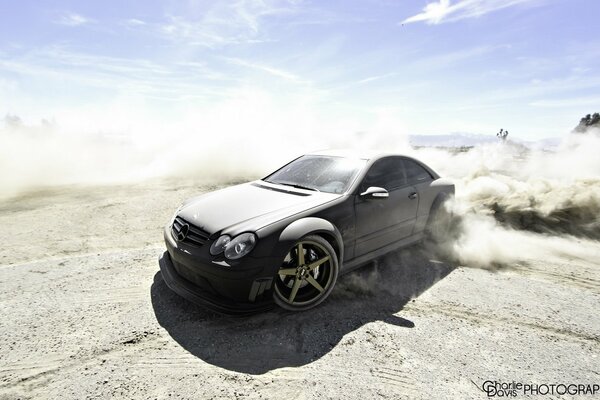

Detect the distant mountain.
[
  {"left": 409, "top": 133, "right": 496, "bottom": 147},
  {"left": 408, "top": 132, "right": 561, "bottom": 150}
]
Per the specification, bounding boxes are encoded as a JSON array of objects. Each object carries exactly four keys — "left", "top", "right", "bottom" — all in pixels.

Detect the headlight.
[
  {"left": 210, "top": 235, "right": 231, "bottom": 255},
  {"left": 210, "top": 233, "right": 257, "bottom": 259},
  {"left": 224, "top": 233, "right": 257, "bottom": 260}
]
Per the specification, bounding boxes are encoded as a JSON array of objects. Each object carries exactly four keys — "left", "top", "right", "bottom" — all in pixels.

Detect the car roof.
[
  {"left": 306, "top": 148, "right": 411, "bottom": 161},
  {"left": 305, "top": 148, "right": 441, "bottom": 180}
]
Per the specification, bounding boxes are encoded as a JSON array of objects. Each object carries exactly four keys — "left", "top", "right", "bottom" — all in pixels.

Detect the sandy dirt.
[{"left": 0, "top": 180, "right": 598, "bottom": 399}]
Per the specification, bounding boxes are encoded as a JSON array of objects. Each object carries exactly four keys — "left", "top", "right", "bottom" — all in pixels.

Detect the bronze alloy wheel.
[{"left": 273, "top": 235, "right": 339, "bottom": 311}]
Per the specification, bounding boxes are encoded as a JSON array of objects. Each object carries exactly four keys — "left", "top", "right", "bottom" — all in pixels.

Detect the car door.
[
  {"left": 353, "top": 157, "right": 419, "bottom": 257},
  {"left": 402, "top": 157, "right": 436, "bottom": 233}
]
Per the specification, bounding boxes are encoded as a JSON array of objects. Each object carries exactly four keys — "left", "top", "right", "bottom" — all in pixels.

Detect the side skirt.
[{"left": 340, "top": 232, "right": 424, "bottom": 275}]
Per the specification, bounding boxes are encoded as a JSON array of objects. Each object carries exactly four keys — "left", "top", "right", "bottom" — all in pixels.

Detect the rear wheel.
[
  {"left": 426, "top": 197, "right": 453, "bottom": 243},
  {"left": 273, "top": 235, "right": 339, "bottom": 311}
]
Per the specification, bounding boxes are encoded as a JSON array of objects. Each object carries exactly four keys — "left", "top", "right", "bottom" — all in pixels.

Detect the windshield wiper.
[{"left": 267, "top": 181, "right": 320, "bottom": 192}]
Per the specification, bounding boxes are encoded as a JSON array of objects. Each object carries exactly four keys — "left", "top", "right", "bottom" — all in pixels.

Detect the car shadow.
[{"left": 150, "top": 244, "right": 455, "bottom": 375}]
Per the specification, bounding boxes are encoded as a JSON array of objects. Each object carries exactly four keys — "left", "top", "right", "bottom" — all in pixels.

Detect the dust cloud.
[
  {"left": 0, "top": 90, "right": 409, "bottom": 198},
  {"left": 2, "top": 95, "right": 599, "bottom": 269},
  {"left": 407, "top": 130, "right": 600, "bottom": 268}
]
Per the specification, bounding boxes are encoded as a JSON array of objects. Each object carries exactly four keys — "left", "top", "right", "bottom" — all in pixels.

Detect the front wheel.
[{"left": 273, "top": 235, "right": 339, "bottom": 311}]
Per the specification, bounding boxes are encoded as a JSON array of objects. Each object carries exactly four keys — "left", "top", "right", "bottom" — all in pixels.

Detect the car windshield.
[{"left": 263, "top": 155, "right": 367, "bottom": 194}]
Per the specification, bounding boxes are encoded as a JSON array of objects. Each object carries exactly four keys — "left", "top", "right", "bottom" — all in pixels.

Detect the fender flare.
[{"left": 278, "top": 217, "right": 344, "bottom": 263}]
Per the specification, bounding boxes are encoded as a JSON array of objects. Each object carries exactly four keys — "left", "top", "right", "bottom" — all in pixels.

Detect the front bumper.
[
  {"left": 159, "top": 252, "right": 274, "bottom": 315},
  {"left": 159, "top": 226, "right": 276, "bottom": 315}
]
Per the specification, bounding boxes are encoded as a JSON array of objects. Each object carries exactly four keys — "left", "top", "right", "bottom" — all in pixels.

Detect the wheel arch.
[
  {"left": 425, "top": 190, "right": 454, "bottom": 236},
  {"left": 427, "top": 191, "right": 452, "bottom": 219},
  {"left": 278, "top": 217, "right": 344, "bottom": 264},
  {"left": 432, "top": 190, "right": 451, "bottom": 209}
]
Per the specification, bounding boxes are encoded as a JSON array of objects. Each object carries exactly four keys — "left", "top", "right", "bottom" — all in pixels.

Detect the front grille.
[
  {"left": 172, "top": 259, "right": 218, "bottom": 295},
  {"left": 172, "top": 216, "right": 210, "bottom": 247}
]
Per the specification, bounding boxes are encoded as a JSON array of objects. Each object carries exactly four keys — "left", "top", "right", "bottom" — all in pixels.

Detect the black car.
[{"left": 159, "top": 150, "right": 454, "bottom": 313}]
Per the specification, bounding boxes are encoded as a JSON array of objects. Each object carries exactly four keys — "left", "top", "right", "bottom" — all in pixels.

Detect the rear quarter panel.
[{"left": 413, "top": 178, "right": 455, "bottom": 234}]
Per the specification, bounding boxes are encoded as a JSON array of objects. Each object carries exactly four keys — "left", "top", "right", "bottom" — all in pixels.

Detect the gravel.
[{"left": 1, "top": 180, "right": 598, "bottom": 399}]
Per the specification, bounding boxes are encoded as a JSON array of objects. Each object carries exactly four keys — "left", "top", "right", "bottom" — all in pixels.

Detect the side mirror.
[{"left": 360, "top": 186, "right": 389, "bottom": 199}]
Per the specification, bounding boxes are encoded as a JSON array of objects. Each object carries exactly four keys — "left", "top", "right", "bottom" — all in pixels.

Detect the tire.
[
  {"left": 425, "top": 196, "right": 453, "bottom": 244},
  {"left": 273, "top": 235, "right": 339, "bottom": 311}
]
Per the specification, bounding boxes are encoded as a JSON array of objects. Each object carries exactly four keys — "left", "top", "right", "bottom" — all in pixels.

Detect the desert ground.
[{"left": 0, "top": 179, "right": 598, "bottom": 399}]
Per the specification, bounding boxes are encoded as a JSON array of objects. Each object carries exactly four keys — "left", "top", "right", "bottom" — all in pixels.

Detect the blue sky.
[{"left": 1, "top": 0, "right": 599, "bottom": 140}]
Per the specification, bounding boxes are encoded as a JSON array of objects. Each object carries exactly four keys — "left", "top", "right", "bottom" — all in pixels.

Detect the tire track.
[
  {"left": 0, "top": 245, "right": 164, "bottom": 270},
  {"left": 407, "top": 302, "right": 600, "bottom": 344},
  {"left": 132, "top": 354, "right": 206, "bottom": 370},
  {"left": 0, "top": 332, "right": 164, "bottom": 390},
  {"left": 370, "top": 366, "right": 415, "bottom": 390},
  {"left": 74, "top": 287, "right": 149, "bottom": 304},
  {"left": 516, "top": 265, "right": 600, "bottom": 293}
]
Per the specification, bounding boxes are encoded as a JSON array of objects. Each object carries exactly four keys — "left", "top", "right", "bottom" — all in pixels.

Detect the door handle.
[{"left": 408, "top": 192, "right": 418, "bottom": 199}]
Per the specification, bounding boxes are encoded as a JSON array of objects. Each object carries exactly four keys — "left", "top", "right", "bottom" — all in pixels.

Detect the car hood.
[{"left": 177, "top": 181, "right": 340, "bottom": 236}]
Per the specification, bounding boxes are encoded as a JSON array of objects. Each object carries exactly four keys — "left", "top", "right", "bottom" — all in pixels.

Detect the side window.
[
  {"left": 362, "top": 158, "right": 406, "bottom": 191},
  {"left": 403, "top": 159, "right": 433, "bottom": 184}
]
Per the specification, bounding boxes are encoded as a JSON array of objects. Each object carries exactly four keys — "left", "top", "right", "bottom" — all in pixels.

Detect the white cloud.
[
  {"left": 124, "top": 18, "right": 146, "bottom": 27},
  {"left": 529, "top": 96, "right": 600, "bottom": 108},
  {"left": 225, "top": 57, "right": 307, "bottom": 83},
  {"left": 0, "top": 47, "right": 238, "bottom": 101},
  {"left": 411, "top": 44, "right": 504, "bottom": 68},
  {"left": 158, "top": 0, "right": 299, "bottom": 48},
  {"left": 56, "top": 13, "right": 92, "bottom": 27},
  {"left": 402, "top": 0, "right": 541, "bottom": 25},
  {"left": 355, "top": 73, "right": 397, "bottom": 85},
  {"left": 403, "top": 0, "right": 453, "bottom": 24}
]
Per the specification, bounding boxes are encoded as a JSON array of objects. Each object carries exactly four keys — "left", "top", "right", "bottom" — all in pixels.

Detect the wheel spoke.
[
  {"left": 307, "top": 255, "right": 330, "bottom": 271},
  {"left": 305, "top": 275, "right": 324, "bottom": 293},
  {"left": 288, "top": 277, "right": 302, "bottom": 303},
  {"left": 297, "top": 243, "right": 305, "bottom": 265},
  {"left": 278, "top": 268, "right": 297, "bottom": 276}
]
